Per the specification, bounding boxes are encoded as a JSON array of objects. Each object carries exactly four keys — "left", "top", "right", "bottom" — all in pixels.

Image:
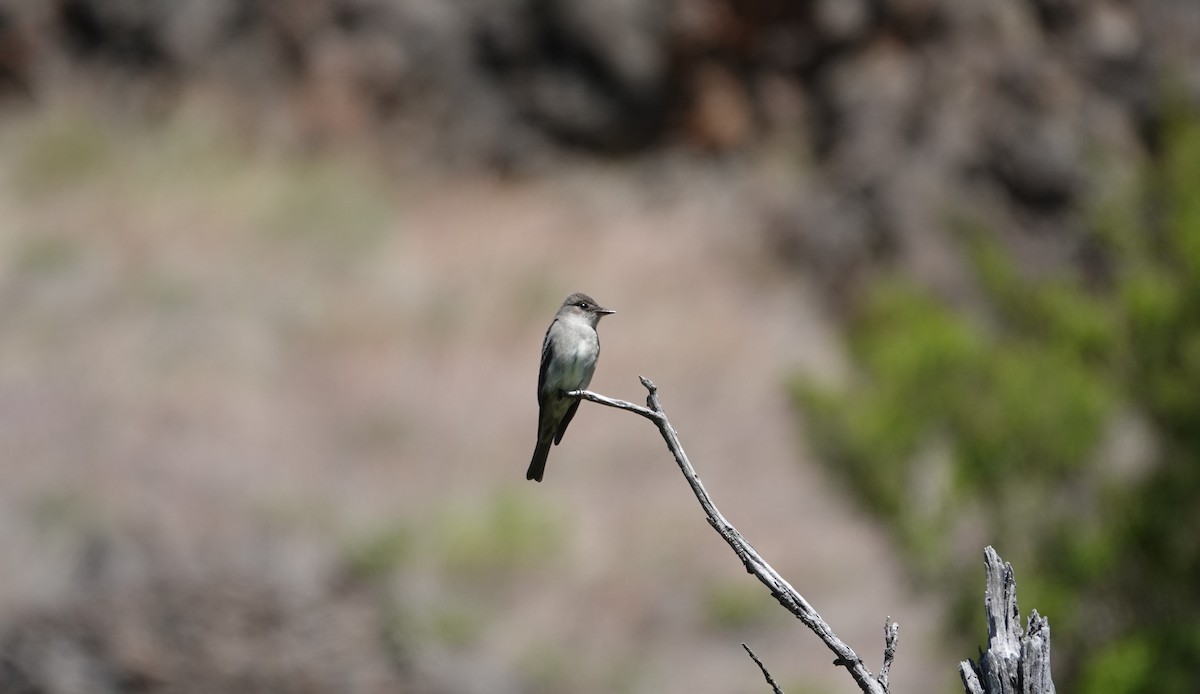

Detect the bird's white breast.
[{"left": 546, "top": 316, "right": 600, "bottom": 392}]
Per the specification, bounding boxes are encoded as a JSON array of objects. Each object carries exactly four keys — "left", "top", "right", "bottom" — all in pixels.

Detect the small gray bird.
[{"left": 527, "top": 292, "right": 615, "bottom": 482}]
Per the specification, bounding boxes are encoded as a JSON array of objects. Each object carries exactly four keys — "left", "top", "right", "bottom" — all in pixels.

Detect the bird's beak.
[{"left": 596, "top": 307, "right": 616, "bottom": 315}]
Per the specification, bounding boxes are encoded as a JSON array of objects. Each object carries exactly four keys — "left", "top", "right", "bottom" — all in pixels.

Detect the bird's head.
[{"left": 560, "top": 292, "right": 615, "bottom": 327}]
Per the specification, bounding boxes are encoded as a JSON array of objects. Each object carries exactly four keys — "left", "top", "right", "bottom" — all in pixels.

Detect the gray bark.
[
  {"left": 959, "top": 547, "right": 1056, "bottom": 694},
  {"left": 570, "top": 382, "right": 1054, "bottom": 694}
]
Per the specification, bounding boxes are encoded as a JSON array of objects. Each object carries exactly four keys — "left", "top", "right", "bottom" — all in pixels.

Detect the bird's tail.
[{"left": 526, "top": 438, "right": 552, "bottom": 482}]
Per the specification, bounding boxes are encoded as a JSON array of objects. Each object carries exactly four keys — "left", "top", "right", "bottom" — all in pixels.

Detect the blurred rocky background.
[{"left": 1, "top": 0, "right": 1198, "bottom": 692}]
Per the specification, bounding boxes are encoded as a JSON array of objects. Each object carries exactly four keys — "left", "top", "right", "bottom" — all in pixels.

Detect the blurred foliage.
[
  {"left": 4, "top": 109, "right": 391, "bottom": 266},
  {"left": 343, "top": 521, "right": 415, "bottom": 581},
  {"left": 778, "top": 678, "right": 839, "bottom": 694},
  {"left": 517, "top": 639, "right": 643, "bottom": 694},
  {"left": 701, "top": 580, "right": 776, "bottom": 631},
  {"left": 424, "top": 602, "right": 486, "bottom": 648},
  {"left": 518, "top": 640, "right": 576, "bottom": 693},
  {"left": 793, "top": 102, "right": 1200, "bottom": 691},
  {"left": 435, "top": 488, "right": 566, "bottom": 579},
  {"left": 255, "top": 155, "right": 392, "bottom": 258},
  {"left": 11, "top": 113, "right": 116, "bottom": 196},
  {"left": 15, "top": 235, "right": 81, "bottom": 277}
]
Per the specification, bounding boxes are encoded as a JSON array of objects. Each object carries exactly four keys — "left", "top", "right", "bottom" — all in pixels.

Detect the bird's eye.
[{"left": 577, "top": 302, "right": 589, "bottom": 309}]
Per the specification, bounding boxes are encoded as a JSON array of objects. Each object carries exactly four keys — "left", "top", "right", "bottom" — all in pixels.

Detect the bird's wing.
[
  {"left": 553, "top": 399, "right": 580, "bottom": 445},
  {"left": 536, "top": 318, "right": 556, "bottom": 405}
]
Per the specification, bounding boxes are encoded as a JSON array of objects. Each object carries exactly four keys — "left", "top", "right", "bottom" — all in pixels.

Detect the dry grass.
[{"left": 0, "top": 102, "right": 955, "bottom": 693}]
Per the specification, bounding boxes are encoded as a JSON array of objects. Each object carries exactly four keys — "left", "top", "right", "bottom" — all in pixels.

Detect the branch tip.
[
  {"left": 878, "top": 617, "right": 899, "bottom": 692},
  {"left": 742, "top": 643, "right": 785, "bottom": 694}
]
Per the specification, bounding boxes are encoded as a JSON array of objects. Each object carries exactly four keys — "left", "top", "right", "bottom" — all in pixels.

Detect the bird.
[{"left": 527, "top": 292, "right": 615, "bottom": 482}]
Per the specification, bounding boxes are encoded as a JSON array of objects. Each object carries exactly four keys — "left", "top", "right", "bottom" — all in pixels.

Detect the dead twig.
[
  {"left": 568, "top": 378, "right": 891, "bottom": 694},
  {"left": 879, "top": 617, "right": 899, "bottom": 692},
  {"left": 742, "top": 643, "right": 785, "bottom": 694}
]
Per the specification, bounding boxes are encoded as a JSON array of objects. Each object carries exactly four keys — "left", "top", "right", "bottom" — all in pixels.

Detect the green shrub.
[{"left": 793, "top": 101, "right": 1200, "bottom": 689}]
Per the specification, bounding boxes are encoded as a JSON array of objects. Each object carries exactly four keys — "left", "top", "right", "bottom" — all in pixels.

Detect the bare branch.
[
  {"left": 958, "top": 547, "right": 1056, "bottom": 694},
  {"left": 742, "top": 643, "right": 785, "bottom": 694},
  {"left": 568, "top": 379, "right": 888, "bottom": 694},
  {"left": 566, "top": 388, "right": 657, "bottom": 419},
  {"left": 878, "top": 617, "right": 899, "bottom": 692}
]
